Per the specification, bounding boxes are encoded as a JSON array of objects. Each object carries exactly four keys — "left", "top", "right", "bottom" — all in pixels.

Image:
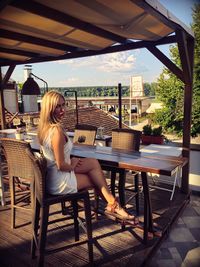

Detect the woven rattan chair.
[
  {"left": 109, "top": 129, "right": 141, "bottom": 214},
  {"left": 0, "top": 138, "right": 35, "bottom": 228},
  {"left": 73, "top": 124, "right": 97, "bottom": 145},
  {"left": 25, "top": 148, "right": 93, "bottom": 267},
  {"left": 26, "top": 150, "right": 93, "bottom": 266},
  {"left": 72, "top": 124, "right": 98, "bottom": 219}
]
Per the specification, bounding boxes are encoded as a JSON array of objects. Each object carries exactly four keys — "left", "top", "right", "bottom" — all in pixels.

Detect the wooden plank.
[{"left": 0, "top": 189, "right": 190, "bottom": 267}]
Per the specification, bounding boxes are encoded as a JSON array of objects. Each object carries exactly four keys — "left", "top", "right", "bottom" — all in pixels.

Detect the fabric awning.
[{"left": 0, "top": 0, "right": 194, "bottom": 66}]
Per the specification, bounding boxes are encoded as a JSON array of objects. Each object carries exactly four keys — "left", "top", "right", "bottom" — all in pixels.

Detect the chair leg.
[
  {"left": 72, "top": 199, "right": 79, "bottom": 241},
  {"left": 83, "top": 193, "right": 93, "bottom": 264},
  {"left": 30, "top": 181, "right": 35, "bottom": 211},
  {"left": 10, "top": 176, "right": 15, "bottom": 229},
  {"left": 61, "top": 201, "right": 66, "bottom": 215},
  {"left": 94, "top": 190, "right": 99, "bottom": 221},
  {"left": 31, "top": 199, "right": 40, "bottom": 259},
  {"left": 37, "top": 205, "right": 49, "bottom": 267}
]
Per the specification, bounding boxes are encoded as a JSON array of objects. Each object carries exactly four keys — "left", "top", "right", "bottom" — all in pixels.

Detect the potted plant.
[{"left": 141, "top": 125, "right": 164, "bottom": 145}]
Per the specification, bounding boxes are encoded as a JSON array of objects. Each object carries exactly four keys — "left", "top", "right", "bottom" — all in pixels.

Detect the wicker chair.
[
  {"left": 72, "top": 124, "right": 99, "bottom": 219},
  {"left": 24, "top": 150, "right": 93, "bottom": 267},
  {"left": 108, "top": 129, "right": 141, "bottom": 214},
  {"left": 0, "top": 138, "right": 35, "bottom": 228},
  {"left": 73, "top": 124, "right": 97, "bottom": 145}
]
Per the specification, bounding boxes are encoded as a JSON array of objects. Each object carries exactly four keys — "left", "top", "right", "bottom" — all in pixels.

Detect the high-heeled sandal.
[{"left": 105, "top": 200, "right": 139, "bottom": 224}]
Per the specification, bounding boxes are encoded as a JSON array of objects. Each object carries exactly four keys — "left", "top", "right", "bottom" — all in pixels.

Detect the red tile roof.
[
  {"left": 1, "top": 106, "right": 129, "bottom": 135},
  {"left": 62, "top": 106, "right": 129, "bottom": 135}
]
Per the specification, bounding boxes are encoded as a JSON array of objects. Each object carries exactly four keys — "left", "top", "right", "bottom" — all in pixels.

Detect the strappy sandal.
[{"left": 105, "top": 200, "right": 139, "bottom": 224}]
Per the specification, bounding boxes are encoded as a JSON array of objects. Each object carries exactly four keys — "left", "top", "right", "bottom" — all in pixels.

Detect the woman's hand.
[{"left": 71, "top": 157, "right": 82, "bottom": 170}]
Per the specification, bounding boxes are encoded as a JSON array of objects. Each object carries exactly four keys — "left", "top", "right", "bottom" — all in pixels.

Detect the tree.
[
  {"left": 191, "top": 3, "right": 200, "bottom": 136},
  {"left": 154, "top": 3, "right": 200, "bottom": 137}
]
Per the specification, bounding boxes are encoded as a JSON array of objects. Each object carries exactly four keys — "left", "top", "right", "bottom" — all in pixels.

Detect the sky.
[{"left": 2, "top": 0, "right": 199, "bottom": 88}]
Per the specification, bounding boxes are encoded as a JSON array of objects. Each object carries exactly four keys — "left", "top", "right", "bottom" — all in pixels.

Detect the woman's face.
[{"left": 54, "top": 96, "right": 65, "bottom": 120}]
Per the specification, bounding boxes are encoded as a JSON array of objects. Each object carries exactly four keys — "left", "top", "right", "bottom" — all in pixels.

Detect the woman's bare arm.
[{"left": 51, "top": 127, "right": 79, "bottom": 171}]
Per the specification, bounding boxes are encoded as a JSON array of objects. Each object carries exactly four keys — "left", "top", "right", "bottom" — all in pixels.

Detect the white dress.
[{"left": 41, "top": 127, "right": 77, "bottom": 195}]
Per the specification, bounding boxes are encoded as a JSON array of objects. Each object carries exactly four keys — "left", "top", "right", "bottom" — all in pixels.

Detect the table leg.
[
  {"left": 141, "top": 172, "right": 153, "bottom": 243},
  {"left": 118, "top": 169, "right": 126, "bottom": 207}
]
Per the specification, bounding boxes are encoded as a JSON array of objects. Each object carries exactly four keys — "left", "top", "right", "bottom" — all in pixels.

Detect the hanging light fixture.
[
  {"left": 21, "top": 73, "right": 48, "bottom": 95},
  {"left": 21, "top": 76, "right": 41, "bottom": 95}
]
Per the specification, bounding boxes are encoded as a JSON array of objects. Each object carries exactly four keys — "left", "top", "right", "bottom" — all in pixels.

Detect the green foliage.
[
  {"left": 60, "top": 86, "right": 130, "bottom": 97},
  {"left": 154, "top": 3, "right": 200, "bottom": 137},
  {"left": 142, "top": 124, "right": 163, "bottom": 136},
  {"left": 17, "top": 82, "right": 23, "bottom": 90},
  {"left": 144, "top": 82, "right": 156, "bottom": 96},
  {"left": 152, "top": 126, "right": 163, "bottom": 136},
  {"left": 51, "top": 83, "right": 157, "bottom": 98},
  {"left": 142, "top": 124, "right": 152, "bottom": 135},
  {"left": 191, "top": 3, "right": 200, "bottom": 136}
]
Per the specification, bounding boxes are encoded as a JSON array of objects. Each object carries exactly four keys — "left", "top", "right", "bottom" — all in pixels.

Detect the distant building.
[{"left": 65, "top": 96, "right": 153, "bottom": 116}]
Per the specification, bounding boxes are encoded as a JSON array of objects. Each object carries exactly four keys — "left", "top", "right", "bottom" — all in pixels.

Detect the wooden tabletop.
[
  {"left": 0, "top": 130, "right": 187, "bottom": 177},
  {"left": 71, "top": 145, "right": 188, "bottom": 176}
]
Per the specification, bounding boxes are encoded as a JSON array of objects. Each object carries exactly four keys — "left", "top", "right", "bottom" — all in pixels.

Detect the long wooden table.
[
  {"left": 1, "top": 132, "right": 188, "bottom": 243},
  {"left": 31, "top": 141, "right": 188, "bottom": 242}
]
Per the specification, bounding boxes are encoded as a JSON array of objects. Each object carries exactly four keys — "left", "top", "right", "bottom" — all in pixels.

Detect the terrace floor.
[{"left": 0, "top": 175, "right": 199, "bottom": 267}]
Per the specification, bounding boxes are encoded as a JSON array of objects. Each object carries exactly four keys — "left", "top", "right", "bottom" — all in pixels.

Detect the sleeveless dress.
[{"left": 41, "top": 127, "right": 77, "bottom": 195}]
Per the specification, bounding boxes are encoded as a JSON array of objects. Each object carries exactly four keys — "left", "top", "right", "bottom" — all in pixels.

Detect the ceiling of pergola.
[{"left": 0, "top": 0, "right": 194, "bottom": 66}]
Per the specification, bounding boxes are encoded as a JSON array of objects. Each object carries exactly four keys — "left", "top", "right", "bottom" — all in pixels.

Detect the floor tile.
[
  {"left": 169, "top": 227, "right": 195, "bottom": 242},
  {"left": 150, "top": 194, "right": 200, "bottom": 267},
  {"left": 182, "top": 216, "right": 200, "bottom": 228}
]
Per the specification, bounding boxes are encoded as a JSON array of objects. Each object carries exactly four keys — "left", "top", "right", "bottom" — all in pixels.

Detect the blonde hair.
[{"left": 37, "top": 91, "right": 65, "bottom": 145}]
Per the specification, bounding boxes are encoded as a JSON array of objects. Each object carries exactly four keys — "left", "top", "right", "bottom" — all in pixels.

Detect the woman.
[{"left": 38, "top": 90, "right": 138, "bottom": 222}]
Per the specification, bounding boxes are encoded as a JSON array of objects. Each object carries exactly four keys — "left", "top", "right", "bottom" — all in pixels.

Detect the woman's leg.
[
  {"left": 74, "top": 158, "right": 136, "bottom": 220},
  {"left": 75, "top": 158, "right": 115, "bottom": 204}
]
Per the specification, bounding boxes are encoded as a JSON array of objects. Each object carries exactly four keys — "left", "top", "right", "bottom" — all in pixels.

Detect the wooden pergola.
[{"left": 0, "top": 0, "right": 194, "bottom": 195}]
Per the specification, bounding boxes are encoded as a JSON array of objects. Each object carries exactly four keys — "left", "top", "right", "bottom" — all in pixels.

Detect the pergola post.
[
  {"left": 178, "top": 34, "right": 195, "bottom": 194},
  {"left": 0, "top": 68, "right": 6, "bottom": 129},
  {"left": 0, "top": 65, "right": 16, "bottom": 129}
]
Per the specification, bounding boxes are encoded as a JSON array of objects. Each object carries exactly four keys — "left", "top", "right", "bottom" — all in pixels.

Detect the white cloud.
[
  {"left": 59, "top": 77, "right": 79, "bottom": 86},
  {"left": 97, "top": 52, "right": 136, "bottom": 73},
  {"left": 57, "top": 51, "right": 137, "bottom": 73}
]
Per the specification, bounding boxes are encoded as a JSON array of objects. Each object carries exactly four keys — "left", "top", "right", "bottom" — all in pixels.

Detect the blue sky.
[{"left": 3, "top": 0, "right": 199, "bottom": 87}]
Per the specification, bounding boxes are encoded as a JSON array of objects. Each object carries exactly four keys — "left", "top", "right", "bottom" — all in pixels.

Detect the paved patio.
[{"left": 148, "top": 193, "right": 200, "bottom": 267}]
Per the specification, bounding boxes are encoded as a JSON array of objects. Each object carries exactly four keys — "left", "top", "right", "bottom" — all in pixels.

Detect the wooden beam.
[
  {"left": 0, "top": 68, "right": 6, "bottom": 129},
  {"left": 0, "top": 47, "right": 39, "bottom": 58},
  {"left": 11, "top": 0, "right": 127, "bottom": 44},
  {"left": 0, "top": 65, "right": 15, "bottom": 129},
  {"left": 146, "top": 45, "right": 185, "bottom": 83},
  {"left": 181, "top": 37, "right": 194, "bottom": 194},
  {"left": 0, "top": 29, "right": 79, "bottom": 52},
  {"left": 0, "top": 0, "right": 13, "bottom": 11},
  {"left": 0, "top": 35, "right": 177, "bottom": 67},
  {"left": 133, "top": 0, "right": 176, "bottom": 29},
  {"left": 2, "top": 64, "right": 15, "bottom": 86},
  {"left": 176, "top": 30, "right": 192, "bottom": 84}
]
